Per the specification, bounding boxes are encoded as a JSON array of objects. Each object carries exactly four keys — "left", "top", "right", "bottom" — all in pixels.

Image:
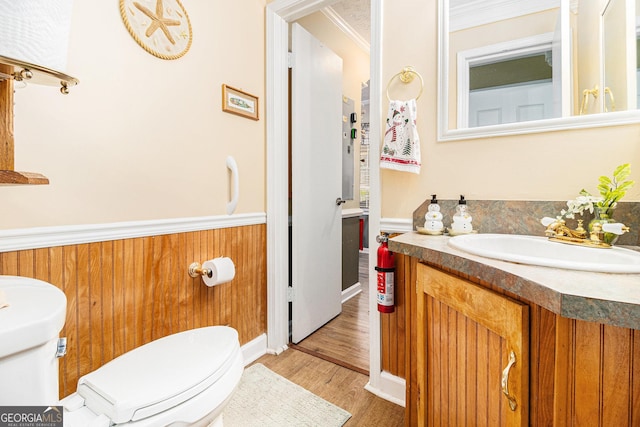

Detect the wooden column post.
[
  {"left": 0, "top": 64, "right": 14, "bottom": 171},
  {"left": 0, "top": 63, "right": 48, "bottom": 185}
]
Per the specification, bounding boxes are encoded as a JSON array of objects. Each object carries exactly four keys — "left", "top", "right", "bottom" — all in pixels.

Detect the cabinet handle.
[{"left": 501, "top": 350, "right": 517, "bottom": 411}]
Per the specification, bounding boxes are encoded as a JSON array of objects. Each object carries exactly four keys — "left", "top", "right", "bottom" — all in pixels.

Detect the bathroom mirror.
[
  {"left": 601, "top": 0, "right": 639, "bottom": 113},
  {"left": 438, "top": 0, "right": 640, "bottom": 140}
]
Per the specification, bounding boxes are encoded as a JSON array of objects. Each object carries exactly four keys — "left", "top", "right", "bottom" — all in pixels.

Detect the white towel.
[{"left": 380, "top": 99, "right": 421, "bottom": 174}]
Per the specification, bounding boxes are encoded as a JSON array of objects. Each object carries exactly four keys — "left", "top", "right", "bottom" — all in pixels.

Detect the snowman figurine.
[
  {"left": 450, "top": 195, "right": 474, "bottom": 234},
  {"left": 424, "top": 195, "right": 444, "bottom": 234}
]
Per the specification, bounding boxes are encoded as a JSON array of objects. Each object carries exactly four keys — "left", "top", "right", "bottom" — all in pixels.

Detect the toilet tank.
[{"left": 0, "top": 276, "right": 67, "bottom": 405}]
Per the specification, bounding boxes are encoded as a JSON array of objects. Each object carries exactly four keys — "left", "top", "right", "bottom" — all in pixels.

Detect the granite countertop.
[{"left": 390, "top": 232, "right": 640, "bottom": 330}]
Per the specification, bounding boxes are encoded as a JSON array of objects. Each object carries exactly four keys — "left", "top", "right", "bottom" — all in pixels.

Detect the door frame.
[{"left": 265, "top": 0, "right": 386, "bottom": 397}]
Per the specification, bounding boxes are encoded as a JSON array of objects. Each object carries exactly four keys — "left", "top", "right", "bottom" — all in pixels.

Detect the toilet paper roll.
[{"left": 201, "top": 257, "right": 235, "bottom": 287}]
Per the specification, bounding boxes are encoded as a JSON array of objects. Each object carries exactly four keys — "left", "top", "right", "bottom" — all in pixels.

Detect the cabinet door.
[{"left": 416, "top": 264, "right": 529, "bottom": 426}]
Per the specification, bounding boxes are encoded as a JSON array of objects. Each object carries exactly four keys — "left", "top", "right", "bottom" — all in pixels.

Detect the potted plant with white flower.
[{"left": 560, "top": 164, "right": 634, "bottom": 244}]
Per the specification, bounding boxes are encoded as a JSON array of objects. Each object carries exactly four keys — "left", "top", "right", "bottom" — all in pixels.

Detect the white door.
[
  {"left": 468, "top": 81, "right": 553, "bottom": 127},
  {"left": 291, "top": 23, "right": 343, "bottom": 344}
]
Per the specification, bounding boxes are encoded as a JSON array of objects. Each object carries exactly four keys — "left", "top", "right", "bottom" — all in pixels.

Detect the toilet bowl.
[
  {"left": 62, "top": 326, "right": 244, "bottom": 427},
  {"left": 0, "top": 276, "right": 244, "bottom": 427},
  {"left": 0, "top": 276, "right": 67, "bottom": 406}
]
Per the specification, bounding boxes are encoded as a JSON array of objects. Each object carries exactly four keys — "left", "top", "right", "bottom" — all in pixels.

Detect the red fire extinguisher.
[{"left": 375, "top": 233, "right": 395, "bottom": 313}]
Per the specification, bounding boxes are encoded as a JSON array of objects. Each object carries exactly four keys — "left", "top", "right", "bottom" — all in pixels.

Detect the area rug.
[{"left": 223, "top": 363, "right": 352, "bottom": 427}]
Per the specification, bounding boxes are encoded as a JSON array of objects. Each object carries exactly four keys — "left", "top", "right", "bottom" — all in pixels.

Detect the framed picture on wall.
[{"left": 222, "top": 84, "right": 259, "bottom": 120}]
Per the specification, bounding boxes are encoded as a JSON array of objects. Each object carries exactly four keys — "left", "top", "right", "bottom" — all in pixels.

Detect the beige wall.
[
  {"left": 3, "top": 0, "right": 266, "bottom": 230},
  {"left": 295, "top": 12, "right": 370, "bottom": 210},
  {"left": 381, "top": 0, "right": 640, "bottom": 219},
  {"left": 6, "top": 1, "right": 640, "bottom": 229}
]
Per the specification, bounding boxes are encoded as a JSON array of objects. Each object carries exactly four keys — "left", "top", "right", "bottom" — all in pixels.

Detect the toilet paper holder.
[{"left": 188, "top": 262, "right": 213, "bottom": 278}]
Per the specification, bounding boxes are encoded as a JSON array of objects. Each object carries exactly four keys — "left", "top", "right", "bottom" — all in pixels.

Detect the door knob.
[{"left": 336, "top": 197, "right": 346, "bottom": 206}]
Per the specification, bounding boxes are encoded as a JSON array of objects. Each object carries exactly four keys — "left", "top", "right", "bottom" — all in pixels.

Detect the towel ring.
[{"left": 386, "top": 66, "right": 424, "bottom": 101}]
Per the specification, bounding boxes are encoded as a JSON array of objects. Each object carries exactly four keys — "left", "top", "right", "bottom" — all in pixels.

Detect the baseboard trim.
[
  {"left": 241, "top": 333, "right": 268, "bottom": 366},
  {"left": 365, "top": 371, "right": 406, "bottom": 407},
  {"left": 342, "top": 282, "right": 362, "bottom": 303},
  {"left": 266, "top": 343, "right": 289, "bottom": 356}
]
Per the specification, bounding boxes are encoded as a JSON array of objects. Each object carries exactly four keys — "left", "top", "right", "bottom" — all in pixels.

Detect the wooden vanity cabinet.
[
  {"left": 416, "top": 263, "right": 529, "bottom": 426},
  {"left": 409, "top": 261, "right": 640, "bottom": 427}
]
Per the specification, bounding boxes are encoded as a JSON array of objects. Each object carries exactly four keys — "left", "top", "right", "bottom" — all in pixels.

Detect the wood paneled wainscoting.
[
  {"left": 0, "top": 224, "right": 267, "bottom": 398},
  {"left": 381, "top": 252, "right": 413, "bottom": 378},
  {"left": 380, "top": 253, "right": 417, "bottom": 424}
]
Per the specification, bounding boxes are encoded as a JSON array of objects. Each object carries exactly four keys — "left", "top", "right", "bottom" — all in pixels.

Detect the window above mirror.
[{"left": 439, "top": 0, "right": 640, "bottom": 140}]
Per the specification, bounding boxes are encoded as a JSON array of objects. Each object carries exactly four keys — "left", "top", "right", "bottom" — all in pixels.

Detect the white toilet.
[{"left": 0, "top": 276, "right": 244, "bottom": 427}]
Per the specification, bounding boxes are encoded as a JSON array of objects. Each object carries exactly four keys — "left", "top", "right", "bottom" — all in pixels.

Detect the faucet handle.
[
  {"left": 542, "top": 217, "right": 569, "bottom": 238},
  {"left": 602, "top": 223, "right": 630, "bottom": 235}
]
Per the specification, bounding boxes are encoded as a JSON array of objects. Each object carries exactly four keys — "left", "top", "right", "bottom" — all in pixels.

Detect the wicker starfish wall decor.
[{"left": 120, "top": 0, "right": 192, "bottom": 60}]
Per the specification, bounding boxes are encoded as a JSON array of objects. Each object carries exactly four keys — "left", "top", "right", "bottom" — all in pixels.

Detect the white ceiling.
[{"left": 329, "top": 0, "right": 371, "bottom": 43}]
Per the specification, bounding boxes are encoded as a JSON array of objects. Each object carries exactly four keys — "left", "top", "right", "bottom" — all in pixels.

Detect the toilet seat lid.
[{"left": 76, "top": 326, "right": 241, "bottom": 424}]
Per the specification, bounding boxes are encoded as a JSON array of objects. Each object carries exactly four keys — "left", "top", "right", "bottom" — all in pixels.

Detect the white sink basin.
[{"left": 447, "top": 234, "right": 640, "bottom": 273}]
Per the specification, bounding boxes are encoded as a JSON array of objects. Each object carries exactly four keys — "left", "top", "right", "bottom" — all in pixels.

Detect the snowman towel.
[{"left": 380, "top": 99, "right": 421, "bottom": 174}]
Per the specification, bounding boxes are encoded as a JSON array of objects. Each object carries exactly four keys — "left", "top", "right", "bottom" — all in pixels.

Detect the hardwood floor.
[
  {"left": 258, "top": 252, "right": 404, "bottom": 425},
  {"left": 252, "top": 348, "right": 404, "bottom": 426},
  {"left": 293, "top": 252, "right": 370, "bottom": 374}
]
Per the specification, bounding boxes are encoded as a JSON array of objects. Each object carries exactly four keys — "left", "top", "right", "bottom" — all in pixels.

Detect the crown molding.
[
  {"left": 321, "top": 6, "right": 370, "bottom": 53},
  {"left": 450, "top": 0, "right": 559, "bottom": 32}
]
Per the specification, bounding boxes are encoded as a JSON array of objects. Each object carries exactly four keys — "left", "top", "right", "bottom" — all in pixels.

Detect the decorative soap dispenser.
[
  {"left": 423, "top": 194, "right": 444, "bottom": 235},
  {"left": 450, "top": 195, "right": 474, "bottom": 235}
]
